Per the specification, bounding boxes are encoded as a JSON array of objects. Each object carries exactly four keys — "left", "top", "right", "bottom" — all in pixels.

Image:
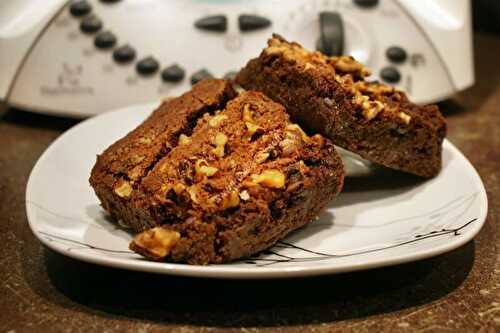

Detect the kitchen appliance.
[{"left": 0, "top": 0, "right": 474, "bottom": 118}]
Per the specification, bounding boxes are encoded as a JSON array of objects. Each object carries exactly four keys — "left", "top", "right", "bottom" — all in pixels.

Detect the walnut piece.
[
  {"left": 280, "top": 123, "right": 308, "bottom": 156},
  {"left": 304, "top": 62, "right": 315, "bottom": 71},
  {"left": 362, "top": 100, "right": 384, "bottom": 121},
  {"left": 267, "top": 36, "right": 321, "bottom": 63},
  {"left": 199, "top": 165, "right": 218, "bottom": 177},
  {"left": 130, "top": 154, "right": 145, "bottom": 164},
  {"left": 248, "top": 169, "right": 286, "bottom": 189},
  {"left": 159, "top": 162, "right": 175, "bottom": 176},
  {"left": 195, "top": 159, "right": 218, "bottom": 177},
  {"left": 173, "top": 183, "right": 186, "bottom": 195},
  {"left": 354, "top": 81, "right": 395, "bottom": 96},
  {"left": 244, "top": 122, "right": 264, "bottom": 142},
  {"left": 132, "top": 227, "right": 181, "bottom": 259},
  {"left": 214, "top": 132, "right": 228, "bottom": 146},
  {"left": 213, "top": 146, "right": 225, "bottom": 158},
  {"left": 255, "top": 151, "right": 270, "bottom": 164},
  {"left": 265, "top": 45, "right": 287, "bottom": 55},
  {"left": 239, "top": 190, "right": 250, "bottom": 201},
  {"left": 286, "top": 124, "right": 309, "bottom": 142},
  {"left": 212, "top": 132, "right": 228, "bottom": 157},
  {"left": 127, "top": 166, "right": 142, "bottom": 180},
  {"left": 138, "top": 137, "right": 152, "bottom": 145},
  {"left": 208, "top": 114, "right": 228, "bottom": 127},
  {"left": 353, "top": 94, "right": 385, "bottom": 121},
  {"left": 114, "top": 180, "right": 132, "bottom": 198},
  {"left": 221, "top": 190, "right": 240, "bottom": 209},
  {"left": 353, "top": 94, "right": 369, "bottom": 107},
  {"left": 242, "top": 104, "right": 254, "bottom": 123},
  {"left": 398, "top": 112, "right": 411, "bottom": 125},
  {"left": 241, "top": 104, "right": 265, "bottom": 141},
  {"left": 330, "top": 56, "right": 371, "bottom": 77},
  {"left": 178, "top": 134, "right": 191, "bottom": 145},
  {"left": 227, "top": 159, "right": 237, "bottom": 169},
  {"left": 187, "top": 186, "right": 199, "bottom": 203}
]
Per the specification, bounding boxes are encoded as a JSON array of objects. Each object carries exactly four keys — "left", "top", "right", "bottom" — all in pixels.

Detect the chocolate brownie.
[
  {"left": 90, "top": 80, "right": 345, "bottom": 264},
  {"left": 235, "top": 34, "right": 447, "bottom": 177},
  {"left": 90, "top": 79, "right": 235, "bottom": 232}
]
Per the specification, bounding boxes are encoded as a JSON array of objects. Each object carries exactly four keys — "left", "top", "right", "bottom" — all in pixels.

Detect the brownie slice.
[
  {"left": 90, "top": 79, "right": 236, "bottom": 231},
  {"left": 235, "top": 34, "right": 447, "bottom": 178},
  {"left": 90, "top": 80, "right": 345, "bottom": 264}
]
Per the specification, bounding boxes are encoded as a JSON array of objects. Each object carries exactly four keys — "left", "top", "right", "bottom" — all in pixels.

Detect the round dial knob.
[
  {"left": 292, "top": 10, "right": 372, "bottom": 65},
  {"left": 316, "top": 11, "right": 344, "bottom": 57}
]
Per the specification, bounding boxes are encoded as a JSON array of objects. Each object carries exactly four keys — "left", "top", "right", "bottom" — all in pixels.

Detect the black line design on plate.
[
  {"left": 242, "top": 218, "right": 477, "bottom": 267},
  {"left": 39, "top": 231, "right": 134, "bottom": 254},
  {"left": 38, "top": 218, "right": 477, "bottom": 266},
  {"left": 31, "top": 191, "right": 481, "bottom": 267},
  {"left": 27, "top": 200, "right": 108, "bottom": 230}
]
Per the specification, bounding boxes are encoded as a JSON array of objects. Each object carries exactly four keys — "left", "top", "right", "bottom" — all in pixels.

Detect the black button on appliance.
[
  {"left": 80, "top": 15, "right": 102, "bottom": 33},
  {"left": 100, "top": 0, "right": 121, "bottom": 3},
  {"left": 380, "top": 67, "right": 401, "bottom": 83},
  {"left": 69, "top": 0, "right": 92, "bottom": 17},
  {"left": 161, "top": 64, "right": 185, "bottom": 82},
  {"left": 194, "top": 15, "right": 227, "bottom": 32},
  {"left": 136, "top": 56, "right": 160, "bottom": 75},
  {"left": 316, "top": 11, "right": 344, "bottom": 56},
  {"left": 238, "top": 14, "right": 271, "bottom": 32},
  {"left": 113, "top": 45, "right": 136, "bottom": 63},
  {"left": 386, "top": 46, "right": 407, "bottom": 63},
  {"left": 94, "top": 31, "right": 117, "bottom": 49},
  {"left": 353, "top": 0, "right": 379, "bottom": 8},
  {"left": 191, "top": 69, "right": 213, "bottom": 85}
]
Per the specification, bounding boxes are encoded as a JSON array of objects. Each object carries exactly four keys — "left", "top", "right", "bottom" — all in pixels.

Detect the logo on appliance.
[{"left": 40, "top": 63, "right": 94, "bottom": 96}]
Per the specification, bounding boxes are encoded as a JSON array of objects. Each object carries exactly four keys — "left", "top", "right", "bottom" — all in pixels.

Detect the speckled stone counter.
[{"left": 0, "top": 33, "right": 499, "bottom": 332}]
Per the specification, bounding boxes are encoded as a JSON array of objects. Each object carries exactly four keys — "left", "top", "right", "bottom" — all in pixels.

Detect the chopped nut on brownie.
[
  {"left": 130, "top": 155, "right": 145, "bottom": 164},
  {"left": 247, "top": 169, "right": 286, "bottom": 189},
  {"left": 173, "top": 183, "right": 186, "bottom": 195},
  {"left": 239, "top": 190, "right": 250, "bottom": 201},
  {"left": 130, "top": 227, "right": 181, "bottom": 260},
  {"left": 398, "top": 112, "right": 412, "bottom": 125},
  {"left": 212, "top": 132, "right": 228, "bottom": 157},
  {"left": 255, "top": 151, "right": 270, "bottom": 164},
  {"left": 220, "top": 190, "right": 240, "bottom": 209},
  {"left": 114, "top": 180, "right": 132, "bottom": 198},
  {"left": 178, "top": 134, "right": 191, "bottom": 145},
  {"left": 243, "top": 122, "right": 264, "bottom": 142},
  {"left": 195, "top": 159, "right": 218, "bottom": 178},
  {"left": 208, "top": 114, "right": 228, "bottom": 127},
  {"left": 138, "top": 137, "right": 152, "bottom": 145}
]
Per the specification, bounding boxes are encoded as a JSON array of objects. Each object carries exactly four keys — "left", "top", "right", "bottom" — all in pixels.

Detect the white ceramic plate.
[{"left": 26, "top": 103, "right": 488, "bottom": 279}]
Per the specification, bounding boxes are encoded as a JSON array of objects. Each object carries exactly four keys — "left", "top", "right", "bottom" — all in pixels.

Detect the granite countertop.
[{"left": 0, "top": 33, "right": 499, "bottom": 332}]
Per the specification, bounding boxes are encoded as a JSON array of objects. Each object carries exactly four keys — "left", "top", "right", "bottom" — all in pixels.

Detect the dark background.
[{"left": 473, "top": 0, "right": 500, "bottom": 34}]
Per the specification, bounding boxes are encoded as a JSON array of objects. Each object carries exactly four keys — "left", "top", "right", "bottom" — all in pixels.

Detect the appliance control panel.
[{"left": 1, "top": 0, "right": 473, "bottom": 117}]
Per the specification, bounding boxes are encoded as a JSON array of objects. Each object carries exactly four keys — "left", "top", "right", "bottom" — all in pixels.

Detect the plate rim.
[{"left": 25, "top": 105, "right": 489, "bottom": 279}]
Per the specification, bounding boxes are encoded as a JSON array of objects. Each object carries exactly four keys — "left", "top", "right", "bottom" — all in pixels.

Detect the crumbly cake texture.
[
  {"left": 90, "top": 79, "right": 235, "bottom": 231},
  {"left": 89, "top": 79, "right": 345, "bottom": 264},
  {"left": 235, "top": 34, "right": 447, "bottom": 178}
]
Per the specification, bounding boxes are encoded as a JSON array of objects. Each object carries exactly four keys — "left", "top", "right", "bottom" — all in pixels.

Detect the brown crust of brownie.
[
  {"left": 90, "top": 81, "right": 344, "bottom": 264},
  {"left": 235, "top": 34, "right": 447, "bottom": 178},
  {"left": 89, "top": 79, "right": 236, "bottom": 231}
]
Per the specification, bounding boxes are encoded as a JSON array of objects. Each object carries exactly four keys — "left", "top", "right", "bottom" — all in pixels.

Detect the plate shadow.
[{"left": 25, "top": 241, "right": 475, "bottom": 327}]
